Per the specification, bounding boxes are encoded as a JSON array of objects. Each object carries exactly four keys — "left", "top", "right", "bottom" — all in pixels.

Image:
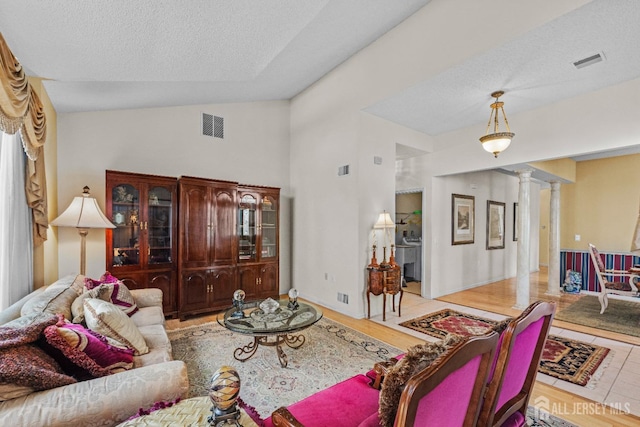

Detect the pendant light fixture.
[{"left": 479, "top": 91, "right": 515, "bottom": 158}]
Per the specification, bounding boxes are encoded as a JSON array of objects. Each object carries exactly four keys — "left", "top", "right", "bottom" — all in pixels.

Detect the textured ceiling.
[
  {"left": 1, "top": 0, "right": 639, "bottom": 167},
  {"left": 365, "top": 0, "right": 640, "bottom": 136},
  {"left": 0, "top": 0, "right": 429, "bottom": 112}
]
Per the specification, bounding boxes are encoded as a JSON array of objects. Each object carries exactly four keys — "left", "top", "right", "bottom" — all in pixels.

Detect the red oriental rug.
[{"left": 400, "top": 309, "right": 610, "bottom": 386}]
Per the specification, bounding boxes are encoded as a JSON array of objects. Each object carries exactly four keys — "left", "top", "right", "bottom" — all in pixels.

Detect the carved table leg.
[{"left": 233, "top": 337, "right": 259, "bottom": 362}]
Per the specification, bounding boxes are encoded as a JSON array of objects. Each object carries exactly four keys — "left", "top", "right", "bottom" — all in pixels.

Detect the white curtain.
[{"left": 0, "top": 131, "right": 33, "bottom": 310}]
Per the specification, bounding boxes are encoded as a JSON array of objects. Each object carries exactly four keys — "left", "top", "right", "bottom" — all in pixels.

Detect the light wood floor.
[{"left": 166, "top": 269, "right": 640, "bottom": 426}]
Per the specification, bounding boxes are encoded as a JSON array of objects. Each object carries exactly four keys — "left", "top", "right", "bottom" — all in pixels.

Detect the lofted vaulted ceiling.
[{"left": 1, "top": 0, "right": 639, "bottom": 165}]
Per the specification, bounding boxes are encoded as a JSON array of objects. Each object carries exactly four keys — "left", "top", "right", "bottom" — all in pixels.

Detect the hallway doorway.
[{"left": 395, "top": 190, "right": 423, "bottom": 296}]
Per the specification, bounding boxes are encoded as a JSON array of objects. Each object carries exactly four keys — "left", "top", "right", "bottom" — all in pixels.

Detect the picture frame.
[
  {"left": 451, "top": 194, "right": 475, "bottom": 245},
  {"left": 513, "top": 202, "right": 518, "bottom": 241},
  {"left": 487, "top": 200, "right": 505, "bottom": 249}
]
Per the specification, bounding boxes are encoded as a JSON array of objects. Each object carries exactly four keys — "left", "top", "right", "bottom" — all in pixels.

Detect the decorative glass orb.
[
  {"left": 209, "top": 365, "right": 240, "bottom": 411},
  {"left": 288, "top": 288, "right": 298, "bottom": 299},
  {"left": 233, "top": 289, "right": 246, "bottom": 302}
]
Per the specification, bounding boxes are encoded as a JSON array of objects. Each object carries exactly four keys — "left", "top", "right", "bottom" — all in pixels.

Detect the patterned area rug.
[
  {"left": 555, "top": 295, "right": 640, "bottom": 337},
  {"left": 168, "top": 317, "right": 400, "bottom": 418},
  {"left": 400, "top": 309, "right": 610, "bottom": 386},
  {"left": 169, "top": 317, "right": 578, "bottom": 426}
]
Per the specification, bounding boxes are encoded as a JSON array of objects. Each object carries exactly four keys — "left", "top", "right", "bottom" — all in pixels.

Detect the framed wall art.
[
  {"left": 513, "top": 202, "right": 518, "bottom": 241},
  {"left": 487, "top": 200, "right": 505, "bottom": 249},
  {"left": 451, "top": 194, "right": 474, "bottom": 245}
]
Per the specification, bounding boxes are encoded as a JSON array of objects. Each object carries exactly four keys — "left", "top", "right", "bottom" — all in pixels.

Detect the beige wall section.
[
  {"left": 57, "top": 101, "right": 291, "bottom": 285},
  {"left": 561, "top": 154, "right": 640, "bottom": 252},
  {"left": 28, "top": 77, "right": 58, "bottom": 289},
  {"left": 539, "top": 188, "right": 550, "bottom": 266},
  {"left": 528, "top": 158, "right": 577, "bottom": 182}
]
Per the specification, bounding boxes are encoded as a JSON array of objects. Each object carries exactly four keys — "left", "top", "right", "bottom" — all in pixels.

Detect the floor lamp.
[{"left": 51, "top": 186, "right": 115, "bottom": 275}]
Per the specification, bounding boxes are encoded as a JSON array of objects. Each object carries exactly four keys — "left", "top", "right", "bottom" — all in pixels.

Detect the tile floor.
[{"left": 369, "top": 291, "right": 640, "bottom": 417}]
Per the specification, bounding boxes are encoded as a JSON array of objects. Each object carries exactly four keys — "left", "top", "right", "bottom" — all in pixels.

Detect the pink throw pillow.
[
  {"left": 84, "top": 271, "right": 120, "bottom": 290},
  {"left": 42, "top": 322, "right": 134, "bottom": 380}
]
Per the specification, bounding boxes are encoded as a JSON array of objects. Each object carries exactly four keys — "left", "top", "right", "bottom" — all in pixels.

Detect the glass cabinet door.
[
  {"left": 261, "top": 195, "right": 278, "bottom": 260},
  {"left": 238, "top": 194, "right": 257, "bottom": 261},
  {"left": 147, "top": 186, "right": 174, "bottom": 265},
  {"left": 110, "top": 183, "right": 141, "bottom": 268}
]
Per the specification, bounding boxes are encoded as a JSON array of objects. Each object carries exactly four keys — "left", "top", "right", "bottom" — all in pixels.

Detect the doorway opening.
[{"left": 395, "top": 190, "right": 423, "bottom": 296}]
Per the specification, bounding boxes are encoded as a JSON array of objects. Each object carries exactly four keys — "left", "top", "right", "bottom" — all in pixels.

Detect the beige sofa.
[{"left": 0, "top": 275, "right": 189, "bottom": 427}]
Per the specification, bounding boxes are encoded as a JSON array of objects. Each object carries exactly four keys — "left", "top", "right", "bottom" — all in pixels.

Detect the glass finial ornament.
[
  {"left": 230, "top": 289, "right": 246, "bottom": 319},
  {"left": 208, "top": 366, "right": 241, "bottom": 426},
  {"left": 288, "top": 288, "right": 299, "bottom": 310}
]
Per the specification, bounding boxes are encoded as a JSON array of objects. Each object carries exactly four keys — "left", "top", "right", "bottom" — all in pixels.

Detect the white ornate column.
[
  {"left": 547, "top": 181, "right": 561, "bottom": 295},
  {"left": 515, "top": 170, "right": 532, "bottom": 309}
]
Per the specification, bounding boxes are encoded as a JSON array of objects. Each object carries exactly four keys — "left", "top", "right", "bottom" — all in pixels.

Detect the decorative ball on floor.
[{"left": 208, "top": 365, "right": 241, "bottom": 426}]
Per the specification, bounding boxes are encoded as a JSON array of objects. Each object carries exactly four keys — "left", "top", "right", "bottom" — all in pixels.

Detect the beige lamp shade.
[
  {"left": 374, "top": 211, "right": 394, "bottom": 229},
  {"left": 51, "top": 186, "right": 115, "bottom": 275},
  {"left": 51, "top": 187, "right": 115, "bottom": 229}
]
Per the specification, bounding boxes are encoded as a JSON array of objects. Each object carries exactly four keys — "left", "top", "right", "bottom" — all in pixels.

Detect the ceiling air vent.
[
  {"left": 572, "top": 52, "right": 605, "bottom": 70},
  {"left": 202, "top": 113, "right": 224, "bottom": 139},
  {"left": 338, "top": 165, "right": 350, "bottom": 176}
]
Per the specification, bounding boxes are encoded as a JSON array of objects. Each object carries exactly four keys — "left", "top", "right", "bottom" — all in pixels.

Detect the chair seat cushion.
[
  {"left": 605, "top": 281, "right": 633, "bottom": 292},
  {"left": 266, "top": 374, "right": 380, "bottom": 427}
]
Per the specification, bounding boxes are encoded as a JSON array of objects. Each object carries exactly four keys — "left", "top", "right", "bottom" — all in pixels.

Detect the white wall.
[
  {"left": 428, "top": 171, "right": 539, "bottom": 298},
  {"left": 56, "top": 101, "right": 291, "bottom": 287},
  {"left": 289, "top": 0, "right": 597, "bottom": 318}
]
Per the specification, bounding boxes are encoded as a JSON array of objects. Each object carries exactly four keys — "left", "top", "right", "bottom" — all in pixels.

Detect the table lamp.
[{"left": 51, "top": 186, "right": 115, "bottom": 275}]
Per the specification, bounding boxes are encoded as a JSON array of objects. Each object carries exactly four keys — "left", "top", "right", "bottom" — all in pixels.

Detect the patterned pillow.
[
  {"left": 84, "top": 271, "right": 120, "bottom": 290},
  {"left": 90, "top": 282, "right": 139, "bottom": 316},
  {"left": 42, "top": 322, "right": 134, "bottom": 380},
  {"left": 378, "top": 335, "right": 464, "bottom": 427},
  {"left": 72, "top": 281, "right": 138, "bottom": 324},
  {"left": 83, "top": 298, "right": 149, "bottom": 356}
]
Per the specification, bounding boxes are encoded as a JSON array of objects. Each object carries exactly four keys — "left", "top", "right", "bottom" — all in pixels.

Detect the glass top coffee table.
[{"left": 217, "top": 299, "right": 323, "bottom": 367}]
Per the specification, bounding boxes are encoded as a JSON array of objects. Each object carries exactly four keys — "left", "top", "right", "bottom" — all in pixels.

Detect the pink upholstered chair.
[
  {"left": 268, "top": 332, "right": 498, "bottom": 427},
  {"left": 588, "top": 243, "right": 640, "bottom": 314},
  {"left": 477, "top": 301, "right": 556, "bottom": 427}
]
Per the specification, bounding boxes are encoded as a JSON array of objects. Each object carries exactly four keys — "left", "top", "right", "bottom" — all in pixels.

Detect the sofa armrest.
[
  {"left": 130, "top": 288, "right": 163, "bottom": 308},
  {"left": 0, "top": 360, "right": 189, "bottom": 427},
  {"left": 272, "top": 407, "right": 306, "bottom": 427},
  {"left": 0, "top": 287, "right": 46, "bottom": 326}
]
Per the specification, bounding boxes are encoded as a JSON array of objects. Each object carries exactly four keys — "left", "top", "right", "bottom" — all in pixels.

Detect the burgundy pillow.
[
  {"left": 42, "top": 322, "right": 134, "bottom": 380},
  {"left": 84, "top": 271, "right": 120, "bottom": 290}
]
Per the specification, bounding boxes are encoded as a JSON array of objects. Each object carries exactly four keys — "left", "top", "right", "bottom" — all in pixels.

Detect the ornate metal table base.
[{"left": 234, "top": 333, "right": 306, "bottom": 367}]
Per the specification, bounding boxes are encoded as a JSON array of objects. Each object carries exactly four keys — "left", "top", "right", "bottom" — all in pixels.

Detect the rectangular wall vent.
[
  {"left": 374, "top": 156, "right": 383, "bottom": 165},
  {"left": 202, "top": 113, "right": 224, "bottom": 139},
  {"left": 338, "top": 165, "right": 350, "bottom": 176},
  {"left": 573, "top": 52, "right": 605, "bottom": 69},
  {"left": 337, "top": 292, "right": 349, "bottom": 304}
]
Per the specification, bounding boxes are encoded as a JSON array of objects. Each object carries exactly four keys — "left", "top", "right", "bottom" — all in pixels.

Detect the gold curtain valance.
[
  {"left": 0, "top": 32, "right": 29, "bottom": 134},
  {"left": 0, "top": 32, "right": 49, "bottom": 244},
  {"left": 21, "top": 86, "right": 47, "bottom": 160}
]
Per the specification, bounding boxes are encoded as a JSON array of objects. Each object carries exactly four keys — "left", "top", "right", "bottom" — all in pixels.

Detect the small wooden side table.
[{"left": 367, "top": 263, "right": 403, "bottom": 321}]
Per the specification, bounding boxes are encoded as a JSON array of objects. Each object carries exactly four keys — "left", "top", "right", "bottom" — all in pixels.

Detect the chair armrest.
[
  {"left": 371, "top": 357, "right": 399, "bottom": 390},
  {"left": 603, "top": 269, "right": 637, "bottom": 275},
  {"left": 271, "top": 407, "right": 306, "bottom": 427},
  {"left": 130, "top": 288, "right": 163, "bottom": 308}
]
